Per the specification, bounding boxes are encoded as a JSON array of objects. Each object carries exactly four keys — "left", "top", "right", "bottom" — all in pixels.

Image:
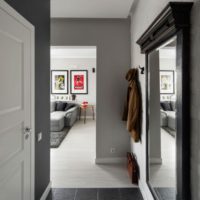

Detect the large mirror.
[
  {"left": 148, "top": 37, "right": 177, "bottom": 199},
  {"left": 137, "top": 2, "right": 193, "bottom": 200}
]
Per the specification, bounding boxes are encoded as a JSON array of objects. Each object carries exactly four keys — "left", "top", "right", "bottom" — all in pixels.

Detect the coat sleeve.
[
  {"left": 127, "top": 83, "right": 140, "bottom": 133},
  {"left": 122, "top": 87, "right": 130, "bottom": 121}
]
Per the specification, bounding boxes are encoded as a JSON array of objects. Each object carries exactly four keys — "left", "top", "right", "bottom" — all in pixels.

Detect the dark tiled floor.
[
  {"left": 155, "top": 188, "right": 175, "bottom": 200},
  {"left": 46, "top": 188, "right": 143, "bottom": 200}
]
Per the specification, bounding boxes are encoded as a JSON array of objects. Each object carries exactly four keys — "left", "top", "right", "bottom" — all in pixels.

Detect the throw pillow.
[
  {"left": 160, "top": 101, "right": 171, "bottom": 111},
  {"left": 56, "top": 102, "right": 66, "bottom": 111},
  {"left": 65, "top": 103, "right": 75, "bottom": 111}
]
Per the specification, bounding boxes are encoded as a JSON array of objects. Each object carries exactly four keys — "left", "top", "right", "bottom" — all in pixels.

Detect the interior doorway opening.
[{"left": 50, "top": 46, "right": 97, "bottom": 188}]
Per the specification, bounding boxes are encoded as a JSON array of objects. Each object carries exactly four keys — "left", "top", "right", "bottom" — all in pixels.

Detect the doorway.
[{"left": 50, "top": 46, "right": 97, "bottom": 187}]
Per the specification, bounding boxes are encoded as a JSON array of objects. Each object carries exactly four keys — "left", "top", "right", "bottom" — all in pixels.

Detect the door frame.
[{"left": 0, "top": 1, "right": 35, "bottom": 200}]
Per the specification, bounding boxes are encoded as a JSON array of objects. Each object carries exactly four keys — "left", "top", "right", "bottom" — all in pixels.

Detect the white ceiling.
[
  {"left": 51, "top": 46, "right": 97, "bottom": 59},
  {"left": 51, "top": 0, "right": 134, "bottom": 18},
  {"left": 159, "top": 48, "right": 176, "bottom": 59}
]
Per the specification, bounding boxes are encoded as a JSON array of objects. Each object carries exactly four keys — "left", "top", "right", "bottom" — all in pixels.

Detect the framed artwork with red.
[{"left": 70, "top": 70, "right": 88, "bottom": 94}]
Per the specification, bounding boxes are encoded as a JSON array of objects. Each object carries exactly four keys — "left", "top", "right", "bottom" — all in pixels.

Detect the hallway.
[{"left": 51, "top": 120, "right": 135, "bottom": 188}]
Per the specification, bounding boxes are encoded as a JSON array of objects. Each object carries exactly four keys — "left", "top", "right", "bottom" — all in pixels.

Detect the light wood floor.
[
  {"left": 50, "top": 119, "right": 135, "bottom": 188},
  {"left": 150, "top": 128, "right": 176, "bottom": 188}
]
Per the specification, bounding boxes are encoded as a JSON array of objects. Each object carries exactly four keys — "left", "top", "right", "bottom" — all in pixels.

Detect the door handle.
[
  {"left": 24, "top": 127, "right": 31, "bottom": 140},
  {"left": 24, "top": 127, "right": 32, "bottom": 133}
]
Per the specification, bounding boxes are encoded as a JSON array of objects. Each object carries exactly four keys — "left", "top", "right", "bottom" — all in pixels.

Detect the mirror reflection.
[{"left": 148, "top": 37, "right": 177, "bottom": 200}]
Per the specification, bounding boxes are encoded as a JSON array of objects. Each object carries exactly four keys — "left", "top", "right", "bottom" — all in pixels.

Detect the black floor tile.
[
  {"left": 46, "top": 190, "right": 54, "bottom": 200},
  {"left": 120, "top": 188, "right": 143, "bottom": 200},
  {"left": 47, "top": 188, "right": 76, "bottom": 200},
  {"left": 75, "top": 188, "right": 97, "bottom": 200},
  {"left": 154, "top": 187, "right": 175, "bottom": 200},
  {"left": 46, "top": 188, "right": 143, "bottom": 200},
  {"left": 98, "top": 188, "right": 121, "bottom": 200}
]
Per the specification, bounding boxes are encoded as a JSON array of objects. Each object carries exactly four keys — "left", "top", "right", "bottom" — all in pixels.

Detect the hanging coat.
[{"left": 123, "top": 68, "right": 141, "bottom": 142}]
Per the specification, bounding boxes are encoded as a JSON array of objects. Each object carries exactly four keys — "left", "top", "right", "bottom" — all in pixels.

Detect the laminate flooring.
[{"left": 51, "top": 120, "right": 136, "bottom": 188}]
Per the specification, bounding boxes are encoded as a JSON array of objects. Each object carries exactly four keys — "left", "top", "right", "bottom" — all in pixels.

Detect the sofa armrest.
[
  {"left": 65, "top": 105, "right": 79, "bottom": 114},
  {"left": 160, "top": 109, "right": 168, "bottom": 127},
  {"left": 50, "top": 101, "right": 56, "bottom": 113},
  {"left": 160, "top": 109, "right": 167, "bottom": 117},
  {"left": 64, "top": 105, "right": 80, "bottom": 127}
]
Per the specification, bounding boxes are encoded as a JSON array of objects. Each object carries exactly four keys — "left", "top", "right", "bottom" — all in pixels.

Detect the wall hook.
[{"left": 138, "top": 66, "right": 145, "bottom": 74}]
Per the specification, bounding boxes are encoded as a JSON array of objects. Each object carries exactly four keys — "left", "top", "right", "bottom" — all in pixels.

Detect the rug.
[{"left": 50, "top": 127, "right": 70, "bottom": 148}]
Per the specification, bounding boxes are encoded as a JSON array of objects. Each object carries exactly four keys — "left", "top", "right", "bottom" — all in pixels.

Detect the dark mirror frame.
[{"left": 136, "top": 2, "right": 193, "bottom": 200}]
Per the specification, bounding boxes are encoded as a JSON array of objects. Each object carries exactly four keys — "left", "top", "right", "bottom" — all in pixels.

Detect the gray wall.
[
  {"left": 149, "top": 50, "right": 161, "bottom": 162},
  {"left": 130, "top": 0, "right": 200, "bottom": 199},
  {"left": 51, "top": 18, "right": 131, "bottom": 158},
  {"left": 4, "top": 0, "right": 50, "bottom": 199},
  {"left": 51, "top": 57, "right": 97, "bottom": 109}
]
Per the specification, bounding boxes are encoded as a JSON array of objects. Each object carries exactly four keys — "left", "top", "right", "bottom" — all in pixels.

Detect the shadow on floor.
[{"left": 46, "top": 188, "right": 143, "bottom": 200}]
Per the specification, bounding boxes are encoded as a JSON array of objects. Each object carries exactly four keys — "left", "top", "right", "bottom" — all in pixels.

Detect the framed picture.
[
  {"left": 51, "top": 70, "right": 68, "bottom": 94},
  {"left": 160, "top": 70, "right": 174, "bottom": 94},
  {"left": 70, "top": 70, "right": 88, "bottom": 94}
]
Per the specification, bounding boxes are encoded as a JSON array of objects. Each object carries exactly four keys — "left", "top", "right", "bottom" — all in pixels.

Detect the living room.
[{"left": 50, "top": 46, "right": 98, "bottom": 186}]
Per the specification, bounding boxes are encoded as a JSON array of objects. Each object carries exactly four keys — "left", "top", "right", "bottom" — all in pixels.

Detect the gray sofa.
[
  {"left": 50, "top": 101, "right": 79, "bottom": 132},
  {"left": 161, "top": 110, "right": 176, "bottom": 130},
  {"left": 160, "top": 101, "right": 176, "bottom": 136}
]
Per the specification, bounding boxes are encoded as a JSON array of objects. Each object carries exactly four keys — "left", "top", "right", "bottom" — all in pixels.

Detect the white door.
[{"left": 0, "top": 2, "right": 34, "bottom": 200}]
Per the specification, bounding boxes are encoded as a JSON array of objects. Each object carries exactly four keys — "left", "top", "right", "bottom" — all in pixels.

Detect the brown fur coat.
[{"left": 123, "top": 69, "right": 141, "bottom": 142}]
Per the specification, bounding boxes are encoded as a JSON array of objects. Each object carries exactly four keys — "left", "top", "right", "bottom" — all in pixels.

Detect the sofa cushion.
[
  {"left": 165, "top": 111, "right": 176, "bottom": 130},
  {"left": 160, "top": 110, "right": 168, "bottom": 127},
  {"left": 65, "top": 103, "right": 75, "bottom": 111},
  {"left": 170, "top": 101, "right": 176, "bottom": 111},
  {"left": 56, "top": 101, "right": 66, "bottom": 111},
  {"left": 50, "top": 101, "right": 56, "bottom": 113},
  {"left": 50, "top": 112, "right": 65, "bottom": 132},
  {"left": 160, "top": 101, "right": 171, "bottom": 111}
]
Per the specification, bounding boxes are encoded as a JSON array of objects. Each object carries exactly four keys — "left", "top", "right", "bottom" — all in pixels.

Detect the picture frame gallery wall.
[{"left": 51, "top": 70, "right": 88, "bottom": 95}]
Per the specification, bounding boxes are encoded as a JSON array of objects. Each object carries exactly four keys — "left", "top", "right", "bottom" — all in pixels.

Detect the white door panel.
[
  {"left": 0, "top": 1, "right": 34, "bottom": 200},
  {"left": 0, "top": 163, "right": 24, "bottom": 200},
  {"left": 0, "top": 123, "right": 24, "bottom": 166}
]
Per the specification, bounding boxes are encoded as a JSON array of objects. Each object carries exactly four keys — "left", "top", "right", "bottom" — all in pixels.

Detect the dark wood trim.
[
  {"left": 176, "top": 28, "right": 191, "bottom": 200},
  {"left": 137, "top": 2, "right": 193, "bottom": 54},
  {"left": 70, "top": 70, "right": 88, "bottom": 95},
  {"left": 137, "top": 2, "right": 193, "bottom": 200}
]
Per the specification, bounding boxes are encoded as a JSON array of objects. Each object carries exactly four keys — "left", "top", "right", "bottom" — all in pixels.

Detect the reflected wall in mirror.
[{"left": 148, "top": 37, "right": 177, "bottom": 200}]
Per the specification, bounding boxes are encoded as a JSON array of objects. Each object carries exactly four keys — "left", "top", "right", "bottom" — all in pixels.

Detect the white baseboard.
[
  {"left": 139, "top": 180, "right": 154, "bottom": 200},
  {"left": 40, "top": 181, "right": 51, "bottom": 200},
  {"left": 150, "top": 157, "right": 162, "bottom": 164},
  {"left": 95, "top": 157, "right": 126, "bottom": 164},
  {"left": 139, "top": 180, "right": 148, "bottom": 200}
]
